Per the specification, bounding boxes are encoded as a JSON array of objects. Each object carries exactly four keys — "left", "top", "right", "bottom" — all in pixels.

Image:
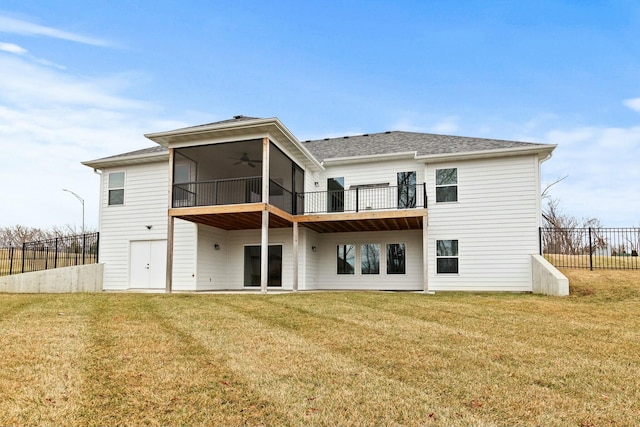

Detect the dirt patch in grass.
[{"left": 0, "top": 269, "right": 639, "bottom": 426}]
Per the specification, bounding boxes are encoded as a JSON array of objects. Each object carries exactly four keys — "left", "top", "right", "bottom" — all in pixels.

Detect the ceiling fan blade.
[
  {"left": 233, "top": 161, "right": 242, "bottom": 165},
  {"left": 248, "top": 162, "right": 255, "bottom": 167}
]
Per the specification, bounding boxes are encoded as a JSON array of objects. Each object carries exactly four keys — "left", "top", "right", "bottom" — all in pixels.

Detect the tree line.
[
  {"left": 541, "top": 177, "right": 638, "bottom": 256},
  {"left": 0, "top": 225, "right": 97, "bottom": 247}
]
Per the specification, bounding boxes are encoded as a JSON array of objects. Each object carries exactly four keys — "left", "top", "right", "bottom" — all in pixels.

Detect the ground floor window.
[
  {"left": 244, "top": 245, "right": 282, "bottom": 286},
  {"left": 361, "top": 243, "right": 380, "bottom": 274},
  {"left": 436, "top": 240, "right": 459, "bottom": 274},
  {"left": 386, "top": 243, "right": 406, "bottom": 274},
  {"left": 337, "top": 244, "right": 355, "bottom": 274}
]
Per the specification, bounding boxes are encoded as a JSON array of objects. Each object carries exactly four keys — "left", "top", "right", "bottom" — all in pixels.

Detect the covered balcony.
[{"left": 173, "top": 178, "right": 426, "bottom": 214}]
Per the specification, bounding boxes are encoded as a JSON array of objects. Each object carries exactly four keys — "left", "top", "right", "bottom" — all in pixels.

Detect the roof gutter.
[
  {"left": 81, "top": 150, "right": 169, "bottom": 169},
  {"left": 414, "top": 144, "right": 557, "bottom": 163}
]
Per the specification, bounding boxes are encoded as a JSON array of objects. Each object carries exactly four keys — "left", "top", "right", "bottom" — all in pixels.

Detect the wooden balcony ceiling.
[
  {"left": 170, "top": 205, "right": 426, "bottom": 232},
  {"left": 170, "top": 203, "right": 293, "bottom": 230},
  {"left": 297, "top": 210, "right": 426, "bottom": 233},
  {"left": 174, "top": 211, "right": 292, "bottom": 230}
]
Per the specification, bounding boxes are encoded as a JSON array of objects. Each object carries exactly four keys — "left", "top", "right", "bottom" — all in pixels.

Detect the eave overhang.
[
  {"left": 319, "top": 144, "right": 556, "bottom": 167},
  {"left": 145, "top": 117, "right": 324, "bottom": 171},
  {"left": 414, "top": 144, "right": 557, "bottom": 163},
  {"left": 81, "top": 150, "right": 169, "bottom": 169}
]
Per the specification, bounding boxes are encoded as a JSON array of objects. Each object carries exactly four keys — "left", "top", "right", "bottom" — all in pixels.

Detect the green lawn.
[{"left": 1, "top": 269, "right": 639, "bottom": 426}]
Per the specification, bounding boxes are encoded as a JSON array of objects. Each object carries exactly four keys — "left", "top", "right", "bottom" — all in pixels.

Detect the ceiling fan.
[{"left": 229, "top": 152, "right": 262, "bottom": 168}]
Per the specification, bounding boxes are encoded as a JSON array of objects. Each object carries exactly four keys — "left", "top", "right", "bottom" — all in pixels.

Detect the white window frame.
[
  {"left": 386, "top": 242, "right": 406, "bottom": 275},
  {"left": 435, "top": 168, "right": 458, "bottom": 203},
  {"left": 337, "top": 244, "right": 355, "bottom": 275},
  {"left": 436, "top": 239, "right": 459, "bottom": 274},
  {"left": 360, "top": 243, "right": 380, "bottom": 275},
  {"left": 108, "top": 171, "right": 125, "bottom": 206}
]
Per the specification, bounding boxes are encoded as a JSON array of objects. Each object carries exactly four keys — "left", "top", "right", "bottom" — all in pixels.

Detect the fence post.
[
  {"left": 588, "top": 227, "right": 593, "bottom": 271},
  {"left": 21, "top": 242, "right": 25, "bottom": 273},
  {"left": 82, "top": 234, "right": 86, "bottom": 265},
  {"left": 355, "top": 187, "right": 359, "bottom": 212},
  {"left": 539, "top": 227, "right": 542, "bottom": 255},
  {"left": 54, "top": 238, "right": 59, "bottom": 268},
  {"left": 9, "top": 245, "right": 13, "bottom": 275}
]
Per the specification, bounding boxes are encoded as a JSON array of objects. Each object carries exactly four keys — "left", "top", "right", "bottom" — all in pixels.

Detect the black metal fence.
[
  {"left": 540, "top": 227, "right": 639, "bottom": 270},
  {"left": 0, "top": 232, "right": 99, "bottom": 277}
]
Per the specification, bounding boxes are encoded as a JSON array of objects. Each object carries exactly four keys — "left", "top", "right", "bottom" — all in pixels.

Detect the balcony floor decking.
[
  {"left": 170, "top": 203, "right": 426, "bottom": 233},
  {"left": 295, "top": 209, "right": 426, "bottom": 233}
]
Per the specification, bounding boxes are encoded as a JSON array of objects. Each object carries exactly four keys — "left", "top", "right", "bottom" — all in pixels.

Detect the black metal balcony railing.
[
  {"left": 173, "top": 177, "right": 262, "bottom": 208},
  {"left": 172, "top": 179, "right": 427, "bottom": 215},
  {"left": 302, "top": 183, "right": 427, "bottom": 214}
]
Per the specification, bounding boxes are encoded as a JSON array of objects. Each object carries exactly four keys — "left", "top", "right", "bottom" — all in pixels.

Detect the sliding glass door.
[{"left": 243, "top": 245, "right": 283, "bottom": 287}]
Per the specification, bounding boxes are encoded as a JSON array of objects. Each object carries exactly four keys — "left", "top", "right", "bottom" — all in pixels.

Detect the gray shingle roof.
[
  {"left": 85, "top": 118, "right": 550, "bottom": 166},
  {"left": 163, "top": 115, "right": 262, "bottom": 133},
  {"left": 87, "top": 145, "right": 168, "bottom": 163},
  {"left": 301, "top": 131, "right": 544, "bottom": 162}
]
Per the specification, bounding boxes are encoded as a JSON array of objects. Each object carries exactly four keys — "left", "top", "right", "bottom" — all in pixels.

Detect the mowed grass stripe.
[
  {"left": 208, "top": 294, "right": 569, "bottom": 425},
  {"left": 218, "top": 293, "right": 640, "bottom": 426},
  {"left": 0, "top": 295, "right": 89, "bottom": 425},
  {"left": 158, "top": 295, "right": 479, "bottom": 426},
  {"left": 77, "top": 294, "right": 289, "bottom": 426},
  {"left": 0, "top": 269, "right": 638, "bottom": 426}
]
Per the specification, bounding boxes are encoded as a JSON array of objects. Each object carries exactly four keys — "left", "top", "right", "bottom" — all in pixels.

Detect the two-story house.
[{"left": 82, "top": 115, "right": 556, "bottom": 293}]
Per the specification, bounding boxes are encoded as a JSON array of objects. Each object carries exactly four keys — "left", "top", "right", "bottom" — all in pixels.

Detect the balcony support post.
[
  {"left": 166, "top": 215, "right": 174, "bottom": 293},
  {"left": 260, "top": 138, "right": 270, "bottom": 294},
  {"left": 292, "top": 221, "right": 299, "bottom": 291},
  {"left": 166, "top": 147, "right": 175, "bottom": 293},
  {"left": 422, "top": 213, "right": 430, "bottom": 293}
]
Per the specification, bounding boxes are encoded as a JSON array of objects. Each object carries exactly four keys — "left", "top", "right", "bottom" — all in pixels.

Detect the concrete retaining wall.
[
  {"left": 0, "top": 264, "right": 104, "bottom": 293},
  {"left": 531, "top": 255, "right": 569, "bottom": 296}
]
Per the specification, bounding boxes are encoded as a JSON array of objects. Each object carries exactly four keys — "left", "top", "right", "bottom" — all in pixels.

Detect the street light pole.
[{"left": 62, "top": 189, "right": 85, "bottom": 235}]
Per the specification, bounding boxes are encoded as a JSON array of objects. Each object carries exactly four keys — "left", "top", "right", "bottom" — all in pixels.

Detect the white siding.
[
  {"left": 426, "top": 155, "right": 540, "bottom": 291},
  {"left": 98, "top": 161, "right": 196, "bottom": 290},
  {"left": 302, "top": 227, "right": 320, "bottom": 290},
  {"left": 196, "top": 224, "right": 229, "bottom": 290},
  {"left": 95, "top": 145, "right": 543, "bottom": 293},
  {"left": 318, "top": 158, "right": 424, "bottom": 190},
  {"left": 315, "top": 230, "right": 423, "bottom": 290},
  {"left": 172, "top": 219, "right": 197, "bottom": 291}
]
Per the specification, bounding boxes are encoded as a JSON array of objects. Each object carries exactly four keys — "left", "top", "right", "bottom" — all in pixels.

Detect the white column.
[
  {"left": 261, "top": 210, "right": 269, "bottom": 293},
  {"left": 166, "top": 148, "right": 175, "bottom": 294},
  {"left": 422, "top": 214, "right": 429, "bottom": 293},
  {"left": 293, "top": 221, "right": 299, "bottom": 291},
  {"left": 260, "top": 138, "right": 270, "bottom": 293}
]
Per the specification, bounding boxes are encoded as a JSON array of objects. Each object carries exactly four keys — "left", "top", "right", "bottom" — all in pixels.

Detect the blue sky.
[{"left": 1, "top": 0, "right": 639, "bottom": 229}]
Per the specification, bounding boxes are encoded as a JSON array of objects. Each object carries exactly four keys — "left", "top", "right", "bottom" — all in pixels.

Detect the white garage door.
[{"left": 129, "top": 240, "right": 167, "bottom": 289}]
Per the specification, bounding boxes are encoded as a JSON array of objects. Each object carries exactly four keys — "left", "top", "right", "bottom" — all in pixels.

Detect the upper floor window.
[
  {"left": 436, "top": 168, "right": 457, "bottom": 202},
  {"left": 108, "top": 172, "right": 125, "bottom": 206},
  {"left": 436, "top": 240, "right": 459, "bottom": 274}
]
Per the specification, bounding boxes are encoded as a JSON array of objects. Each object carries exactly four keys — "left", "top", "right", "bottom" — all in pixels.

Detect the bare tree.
[
  {"left": 0, "top": 224, "right": 96, "bottom": 246},
  {"left": 541, "top": 198, "right": 604, "bottom": 255}
]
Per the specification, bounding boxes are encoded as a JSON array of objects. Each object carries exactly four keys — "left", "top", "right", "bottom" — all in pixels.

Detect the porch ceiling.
[
  {"left": 175, "top": 211, "right": 293, "bottom": 230},
  {"left": 295, "top": 209, "right": 427, "bottom": 233},
  {"left": 171, "top": 205, "right": 427, "bottom": 233}
]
